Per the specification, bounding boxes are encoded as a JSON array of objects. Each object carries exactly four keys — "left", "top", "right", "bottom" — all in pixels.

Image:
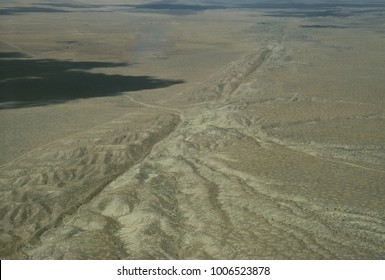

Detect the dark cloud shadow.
[
  {"left": 1, "top": 1, "right": 225, "bottom": 16},
  {"left": 35, "top": 3, "right": 102, "bottom": 9},
  {"left": 301, "top": 24, "right": 348, "bottom": 29},
  {"left": 114, "top": 1, "right": 385, "bottom": 17},
  {"left": 234, "top": 1, "right": 385, "bottom": 10},
  {"left": 115, "top": 1, "right": 225, "bottom": 15},
  {"left": 2, "top": 1, "right": 385, "bottom": 17},
  {"left": 0, "top": 2, "right": 108, "bottom": 15},
  {"left": 0, "top": 52, "right": 184, "bottom": 109},
  {"left": 0, "top": 52, "right": 29, "bottom": 59},
  {"left": 252, "top": 1, "right": 385, "bottom": 18},
  {"left": 264, "top": 7, "right": 385, "bottom": 18},
  {"left": 265, "top": 9, "right": 351, "bottom": 18},
  {"left": 0, "top": 6, "right": 68, "bottom": 16}
]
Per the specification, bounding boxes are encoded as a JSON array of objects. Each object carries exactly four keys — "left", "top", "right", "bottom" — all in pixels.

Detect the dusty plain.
[{"left": 1, "top": 0, "right": 385, "bottom": 259}]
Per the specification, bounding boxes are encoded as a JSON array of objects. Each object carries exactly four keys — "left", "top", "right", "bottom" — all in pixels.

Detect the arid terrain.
[{"left": 1, "top": 0, "right": 385, "bottom": 259}]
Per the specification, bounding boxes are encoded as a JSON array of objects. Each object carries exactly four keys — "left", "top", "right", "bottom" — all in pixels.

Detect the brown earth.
[{"left": 1, "top": 1, "right": 384, "bottom": 259}]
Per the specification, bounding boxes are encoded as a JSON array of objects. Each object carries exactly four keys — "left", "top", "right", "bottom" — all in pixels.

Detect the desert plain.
[{"left": 1, "top": 0, "right": 385, "bottom": 259}]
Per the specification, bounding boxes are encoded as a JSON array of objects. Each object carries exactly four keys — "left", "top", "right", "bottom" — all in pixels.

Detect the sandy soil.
[{"left": 1, "top": 1, "right": 385, "bottom": 259}]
